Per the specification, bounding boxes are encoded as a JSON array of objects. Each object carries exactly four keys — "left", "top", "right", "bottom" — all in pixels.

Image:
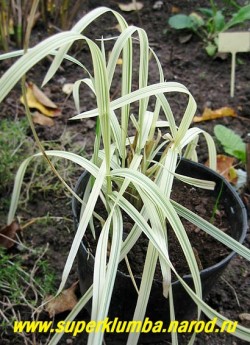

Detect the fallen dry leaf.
[
  {"left": 31, "top": 82, "right": 57, "bottom": 109},
  {"left": 179, "top": 33, "right": 193, "bottom": 44},
  {"left": 193, "top": 106, "right": 237, "bottom": 122},
  {"left": 32, "top": 111, "right": 55, "bottom": 127},
  {"left": 20, "top": 82, "right": 61, "bottom": 117},
  {"left": 206, "top": 155, "right": 237, "bottom": 184},
  {"left": 0, "top": 221, "right": 22, "bottom": 249},
  {"left": 118, "top": 1, "right": 143, "bottom": 11},
  {"left": 44, "top": 281, "right": 78, "bottom": 317}
]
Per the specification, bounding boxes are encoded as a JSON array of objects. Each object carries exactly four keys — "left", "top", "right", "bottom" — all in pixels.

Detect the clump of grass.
[
  {"left": 0, "top": 118, "right": 32, "bottom": 193},
  {"left": 0, "top": 246, "right": 56, "bottom": 302},
  {"left": 0, "top": 117, "right": 85, "bottom": 201}
]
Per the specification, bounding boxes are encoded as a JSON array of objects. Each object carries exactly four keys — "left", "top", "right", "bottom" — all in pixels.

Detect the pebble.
[{"left": 152, "top": 1, "right": 164, "bottom": 10}]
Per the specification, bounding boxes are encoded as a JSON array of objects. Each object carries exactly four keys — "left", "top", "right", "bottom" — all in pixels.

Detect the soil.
[
  {"left": 0, "top": 1, "right": 250, "bottom": 345},
  {"left": 116, "top": 181, "right": 232, "bottom": 279}
]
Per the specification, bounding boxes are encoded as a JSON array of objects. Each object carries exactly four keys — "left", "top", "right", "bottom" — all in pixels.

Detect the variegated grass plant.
[{"left": 0, "top": 7, "right": 249, "bottom": 345}]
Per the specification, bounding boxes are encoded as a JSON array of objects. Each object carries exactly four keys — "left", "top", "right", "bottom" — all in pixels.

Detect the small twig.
[
  {"left": 238, "top": 115, "right": 250, "bottom": 122},
  {"left": 221, "top": 277, "right": 240, "bottom": 307},
  {"left": 125, "top": 255, "right": 139, "bottom": 294},
  {"left": 0, "top": 308, "right": 11, "bottom": 324}
]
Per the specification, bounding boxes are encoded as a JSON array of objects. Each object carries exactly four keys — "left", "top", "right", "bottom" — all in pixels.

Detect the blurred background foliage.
[{"left": 0, "top": 0, "right": 83, "bottom": 51}]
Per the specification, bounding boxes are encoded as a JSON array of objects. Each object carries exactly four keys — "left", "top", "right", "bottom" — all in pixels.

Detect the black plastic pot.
[{"left": 72, "top": 158, "right": 247, "bottom": 343}]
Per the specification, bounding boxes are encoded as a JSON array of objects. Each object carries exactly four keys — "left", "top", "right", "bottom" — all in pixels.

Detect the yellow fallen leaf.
[
  {"left": 44, "top": 282, "right": 78, "bottom": 317},
  {"left": 118, "top": 1, "right": 143, "bottom": 11},
  {"left": 20, "top": 83, "right": 61, "bottom": 117},
  {"left": 193, "top": 106, "right": 237, "bottom": 122},
  {"left": 32, "top": 111, "right": 54, "bottom": 127}
]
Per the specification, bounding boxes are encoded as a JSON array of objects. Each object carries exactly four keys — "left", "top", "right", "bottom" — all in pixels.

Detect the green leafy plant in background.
[
  {"left": 214, "top": 124, "right": 246, "bottom": 163},
  {"left": 0, "top": 6, "right": 250, "bottom": 345},
  {"left": 168, "top": 1, "right": 250, "bottom": 56},
  {"left": 0, "top": 118, "right": 31, "bottom": 193}
]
